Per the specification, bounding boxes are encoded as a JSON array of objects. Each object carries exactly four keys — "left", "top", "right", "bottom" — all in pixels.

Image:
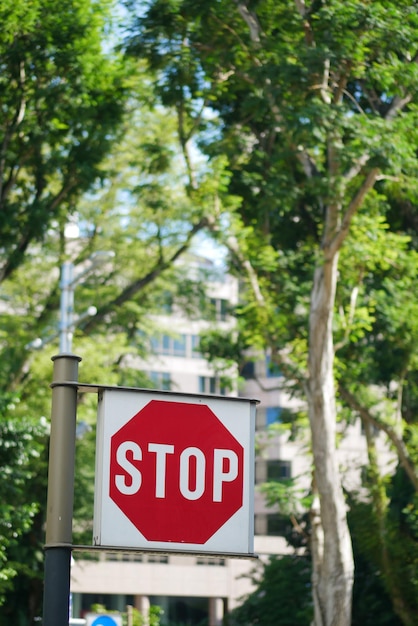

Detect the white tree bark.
[{"left": 307, "top": 253, "right": 354, "bottom": 626}]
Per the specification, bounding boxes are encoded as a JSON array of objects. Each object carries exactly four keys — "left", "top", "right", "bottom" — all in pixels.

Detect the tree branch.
[
  {"left": 0, "top": 180, "right": 77, "bottom": 283},
  {"left": 234, "top": 0, "right": 262, "bottom": 43},
  {"left": 334, "top": 284, "right": 360, "bottom": 352},
  {"left": 177, "top": 99, "right": 198, "bottom": 190},
  {"left": 339, "top": 385, "right": 418, "bottom": 493},
  {"left": 206, "top": 212, "right": 308, "bottom": 387},
  {"left": 0, "top": 61, "right": 26, "bottom": 203},
  {"left": 326, "top": 167, "right": 380, "bottom": 258},
  {"left": 344, "top": 152, "right": 371, "bottom": 183},
  {"left": 294, "top": 0, "right": 315, "bottom": 47},
  {"left": 82, "top": 217, "right": 209, "bottom": 332}
]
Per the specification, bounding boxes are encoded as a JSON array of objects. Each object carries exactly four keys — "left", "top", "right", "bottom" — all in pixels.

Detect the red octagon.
[{"left": 109, "top": 400, "right": 244, "bottom": 544}]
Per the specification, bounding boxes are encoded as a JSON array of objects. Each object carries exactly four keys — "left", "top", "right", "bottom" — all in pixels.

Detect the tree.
[
  {"left": 0, "top": 67, "right": 218, "bottom": 621},
  {"left": 348, "top": 474, "right": 415, "bottom": 626},
  {"left": 0, "top": 8, "right": 129, "bottom": 612},
  {"left": 0, "top": 2, "right": 227, "bottom": 622},
  {"left": 0, "top": 0, "right": 127, "bottom": 282},
  {"left": 0, "top": 395, "right": 47, "bottom": 607},
  {"left": 230, "top": 504, "right": 406, "bottom": 626},
  {"left": 231, "top": 555, "right": 312, "bottom": 626},
  {"left": 124, "top": 1, "right": 418, "bottom": 624}
]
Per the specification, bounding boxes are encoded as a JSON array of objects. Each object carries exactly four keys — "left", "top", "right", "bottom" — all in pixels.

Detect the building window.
[
  {"left": 219, "top": 298, "right": 228, "bottom": 321},
  {"left": 105, "top": 552, "right": 143, "bottom": 562},
  {"left": 173, "top": 335, "right": 187, "bottom": 356},
  {"left": 151, "top": 334, "right": 187, "bottom": 357},
  {"left": 161, "top": 292, "right": 173, "bottom": 313},
  {"left": 266, "top": 513, "right": 293, "bottom": 537},
  {"left": 199, "top": 376, "right": 226, "bottom": 395},
  {"left": 162, "top": 334, "right": 171, "bottom": 353},
  {"left": 191, "top": 334, "right": 202, "bottom": 358},
  {"left": 196, "top": 557, "right": 225, "bottom": 566},
  {"left": 266, "top": 406, "right": 282, "bottom": 425},
  {"left": 150, "top": 336, "right": 161, "bottom": 353},
  {"left": 266, "top": 355, "right": 281, "bottom": 378},
  {"left": 240, "top": 361, "right": 255, "bottom": 379},
  {"left": 204, "top": 297, "right": 229, "bottom": 321},
  {"left": 149, "top": 371, "right": 171, "bottom": 390},
  {"left": 267, "top": 459, "right": 292, "bottom": 481},
  {"left": 147, "top": 554, "right": 169, "bottom": 563}
]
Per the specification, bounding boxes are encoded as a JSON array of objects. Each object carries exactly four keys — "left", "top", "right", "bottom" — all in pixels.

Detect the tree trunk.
[{"left": 307, "top": 254, "right": 354, "bottom": 626}]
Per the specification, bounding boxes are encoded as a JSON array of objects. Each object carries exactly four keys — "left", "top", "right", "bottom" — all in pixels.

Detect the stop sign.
[
  {"left": 110, "top": 400, "right": 243, "bottom": 544},
  {"left": 94, "top": 389, "right": 257, "bottom": 555}
]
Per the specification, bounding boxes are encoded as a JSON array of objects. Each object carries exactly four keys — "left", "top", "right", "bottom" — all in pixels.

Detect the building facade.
[{"left": 71, "top": 260, "right": 393, "bottom": 624}]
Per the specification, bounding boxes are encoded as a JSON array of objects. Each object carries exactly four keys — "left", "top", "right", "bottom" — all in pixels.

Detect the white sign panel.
[{"left": 93, "top": 389, "right": 256, "bottom": 555}]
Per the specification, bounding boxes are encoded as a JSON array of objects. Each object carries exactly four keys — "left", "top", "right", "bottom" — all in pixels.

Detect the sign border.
[{"left": 93, "top": 387, "right": 257, "bottom": 556}]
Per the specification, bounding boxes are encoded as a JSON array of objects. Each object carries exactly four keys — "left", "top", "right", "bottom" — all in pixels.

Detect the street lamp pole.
[
  {"left": 42, "top": 251, "right": 114, "bottom": 624},
  {"left": 59, "top": 262, "right": 75, "bottom": 354},
  {"left": 58, "top": 252, "right": 114, "bottom": 354}
]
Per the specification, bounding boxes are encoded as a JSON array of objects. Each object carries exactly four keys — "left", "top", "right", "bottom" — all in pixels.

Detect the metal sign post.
[
  {"left": 42, "top": 356, "right": 257, "bottom": 624},
  {"left": 42, "top": 354, "right": 81, "bottom": 626}
]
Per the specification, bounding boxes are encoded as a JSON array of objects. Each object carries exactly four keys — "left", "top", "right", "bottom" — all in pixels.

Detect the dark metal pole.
[{"left": 42, "top": 354, "right": 81, "bottom": 626}]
